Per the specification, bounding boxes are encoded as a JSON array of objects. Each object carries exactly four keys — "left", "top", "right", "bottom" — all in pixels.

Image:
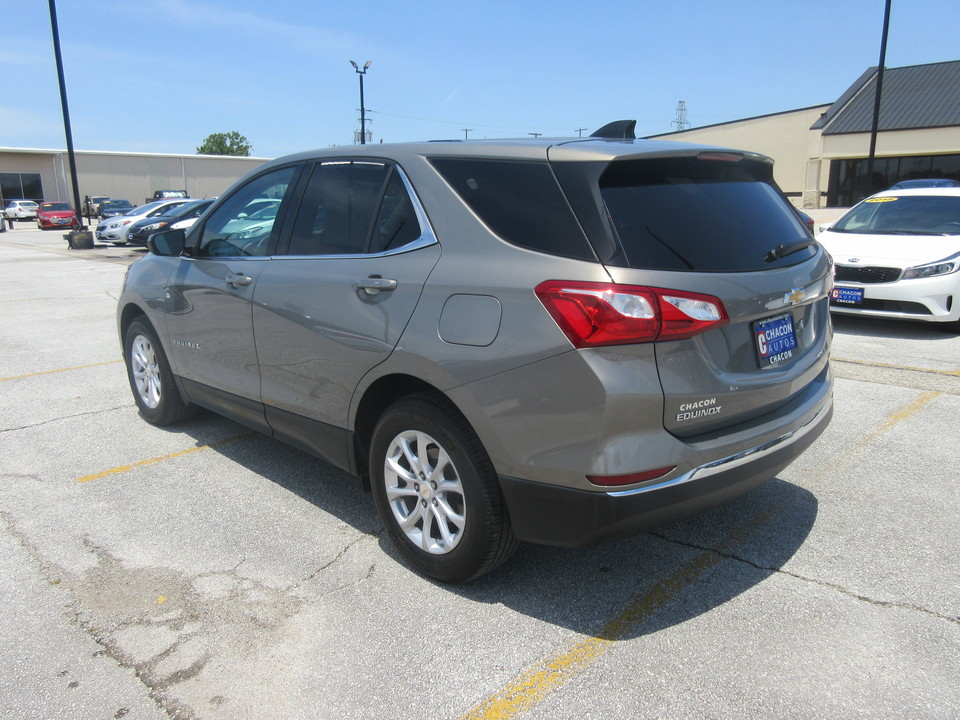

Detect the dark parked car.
[
  {"left": 36, "top": 201, "right": 80, "bottom": 230},
  {"left": 99, "top": 199, "right": 135, "bottom": 219},
  {"left": 125, "top": 199, "right": 214, "bottom": 246},
  {"left": 118, "top": 125, "right": 833, "bottom": 582}
]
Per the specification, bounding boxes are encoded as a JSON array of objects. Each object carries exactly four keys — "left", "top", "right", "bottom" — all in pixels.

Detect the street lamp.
[{"left": 350, "top": 60, "right": 372, "bottom": 144}]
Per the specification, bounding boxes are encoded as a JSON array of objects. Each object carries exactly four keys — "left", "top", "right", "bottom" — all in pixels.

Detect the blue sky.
[{"left": 4, "top": 0, "right": 958, "bottom": 158}]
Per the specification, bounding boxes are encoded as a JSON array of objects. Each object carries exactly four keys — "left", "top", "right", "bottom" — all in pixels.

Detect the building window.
[{"left": 0, "top": 172, "right": 44, "bottom": 203}]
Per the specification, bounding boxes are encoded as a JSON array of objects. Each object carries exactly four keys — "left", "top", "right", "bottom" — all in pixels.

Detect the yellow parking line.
[
  {"left": 831, "top": 356, "right": 960, "bottom": 378},
  {"left": 872, "top": 390, "right": 941, "bottom": 437},
  {"left": 460, "top": 389, "right": 941, "bottom": 720},
  {"left": 77, "top": 433, "right": 254, "bottom": 482},
  {"left": 0, "top": 359, "right": 123, "bottom": 382},
  {"left": 461, "top": 500, "right": 787, "bottom": 720}
]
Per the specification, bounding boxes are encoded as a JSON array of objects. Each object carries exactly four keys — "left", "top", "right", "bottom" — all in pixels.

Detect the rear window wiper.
[{"left": 764, "top": 238, "right": 818, "bottom": 263}]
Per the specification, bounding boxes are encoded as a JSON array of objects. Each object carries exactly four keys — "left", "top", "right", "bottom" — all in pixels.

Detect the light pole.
[
  {"left": 865, "top": 0, "right": 892, "bottom": 198},
  {"left": 49, "top": 0, "right": 85, "bottom": 229},
  {"left": 350, "top": 60, "right": 372, "bottom": 144}
]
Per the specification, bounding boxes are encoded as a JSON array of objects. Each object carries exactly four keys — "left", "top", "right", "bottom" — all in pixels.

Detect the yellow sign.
[{"left": 865, "top": 197, "right": 898, "bottom": 203}]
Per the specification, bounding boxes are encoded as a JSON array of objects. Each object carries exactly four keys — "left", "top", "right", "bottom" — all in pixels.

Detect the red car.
[{"left": 36, "top": 201, "right": 81, "bottom": 230}]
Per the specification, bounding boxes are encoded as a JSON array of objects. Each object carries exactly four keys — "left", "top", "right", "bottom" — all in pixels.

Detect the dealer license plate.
[
  {"left": 754, "top": 313, "right": 797, "bottom": 368},
  {"left": 830, "top": 286, "right": 864, "bottom": 305}
]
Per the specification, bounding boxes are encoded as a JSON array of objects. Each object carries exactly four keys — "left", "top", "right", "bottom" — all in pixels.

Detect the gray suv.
[{"left": 118, "top": 123, "right": 833, "bottom": 582}]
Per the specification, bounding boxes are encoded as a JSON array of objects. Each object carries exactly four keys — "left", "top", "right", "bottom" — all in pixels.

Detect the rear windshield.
[
  {"left": 429, "top": 158, "right": 595, "bottom": 261},
  {"left": 830, "top": 195, "right": 960, "bottom": 235},
  {"left": 599, "top": 157, "right": 814, "bottom": 271}
]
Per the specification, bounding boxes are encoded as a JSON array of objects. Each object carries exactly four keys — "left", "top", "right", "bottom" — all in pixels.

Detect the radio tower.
[{"left": 672, "top": 100, "right": 690, "bottom": 131}]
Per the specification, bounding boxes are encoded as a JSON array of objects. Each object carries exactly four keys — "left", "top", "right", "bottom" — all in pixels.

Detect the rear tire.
[
  {"left": 124, "top": 319, "right": 194, "bottom": 425},
  {"left": 370, "top": 393, "right": 517, "bottom": 583}
]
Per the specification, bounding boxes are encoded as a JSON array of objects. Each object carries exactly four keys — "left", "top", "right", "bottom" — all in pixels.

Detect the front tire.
[
  {"left": 124, "top": 319, "right": 194, "bottom": 425},
  {"left": 370, "top": 394, "right": 518, "bottom": 583}
]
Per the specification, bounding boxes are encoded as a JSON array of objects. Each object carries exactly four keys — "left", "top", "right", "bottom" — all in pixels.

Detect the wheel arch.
[
  {"left": 118, "top": 302, "right": 151, "bottom": 345},
  {"left": 351, "top": 374, "right": 469, "bottom": 491}
]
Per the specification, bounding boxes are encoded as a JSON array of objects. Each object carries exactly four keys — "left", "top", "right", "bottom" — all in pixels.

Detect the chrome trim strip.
[{"left": 606, "top": 402, "right": 831, "bottom": 498}]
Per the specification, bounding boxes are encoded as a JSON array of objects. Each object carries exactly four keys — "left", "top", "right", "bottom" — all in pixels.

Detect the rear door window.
[
  {"left": 599, "top": 157, "right": 813, "bottom": 272},
  {"left": 429, "top": 158, "right": 595, "bottom": 261}
]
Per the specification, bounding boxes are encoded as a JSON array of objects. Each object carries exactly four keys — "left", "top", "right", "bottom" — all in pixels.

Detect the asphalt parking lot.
[{"left": 1, "top": 222, "right": 958, "bottom": 720}]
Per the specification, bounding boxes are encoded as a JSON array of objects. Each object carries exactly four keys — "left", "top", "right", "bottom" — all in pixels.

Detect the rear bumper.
[{"left": 499, "top": 398, "right": 832, "bottom": 547}]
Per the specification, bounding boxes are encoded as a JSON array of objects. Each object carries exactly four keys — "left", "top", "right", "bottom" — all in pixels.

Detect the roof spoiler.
[{"left": 590, "top": 120, "right": 636, "bottom": 140}]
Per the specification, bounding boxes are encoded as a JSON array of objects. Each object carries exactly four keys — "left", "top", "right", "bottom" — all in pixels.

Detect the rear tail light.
[{"left": 535, "top": 281, "right": 728, "bottom": 348}]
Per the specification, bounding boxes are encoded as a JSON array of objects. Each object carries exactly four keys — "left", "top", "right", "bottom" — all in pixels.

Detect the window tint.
[
  {"left": 197, "top": 166, "right": 297, "bottom": 257},
  {"left": 600, "top": 157, "right": 814, "bottom": 272},
  {"left": 288, "top": 161, "right": 390, "bottom": 256},
  {"left": 429, "top": 158, "right": 594, "bottom": 260}
]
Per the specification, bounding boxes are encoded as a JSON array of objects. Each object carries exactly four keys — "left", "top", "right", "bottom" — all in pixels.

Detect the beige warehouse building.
[
  {"left": 0, "top": 148, "right": 267, "bottom": 210},
  {"left": 652, "top": 60, "right": 960, "bottom": 208}
]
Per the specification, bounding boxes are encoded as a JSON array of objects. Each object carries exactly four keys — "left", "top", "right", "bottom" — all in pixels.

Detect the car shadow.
[
  {"left": 831, "top": 313, "right": 954, "bottom": 340},
  {"left": 449, "top": 476, "right": 817, "bottom": 640},
  {"left": 171, "top": 412, "right": 817, "bottom": 640}
]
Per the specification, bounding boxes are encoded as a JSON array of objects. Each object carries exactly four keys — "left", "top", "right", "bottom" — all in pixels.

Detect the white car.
[
  {"left": 818, "top": 187, "right": 960, "bottom": 332},
  {"left": 4, "top": 200, "right": 39, "bottom": 220},
  {"left": 95, "top": 199, "right": 190, "bottom": 245}
]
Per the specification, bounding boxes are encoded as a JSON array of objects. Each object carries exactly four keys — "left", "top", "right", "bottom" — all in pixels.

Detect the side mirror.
[{"left": 147, "top": 228, "right": 187, "bottom": 256}]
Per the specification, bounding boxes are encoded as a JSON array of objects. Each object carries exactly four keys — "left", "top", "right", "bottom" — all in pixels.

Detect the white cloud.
[{"left": 141, "top": 0, "right": 363, "bottom": 57}]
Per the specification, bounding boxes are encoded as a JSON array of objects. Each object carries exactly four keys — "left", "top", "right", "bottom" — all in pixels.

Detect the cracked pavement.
[{"left": 1, "top": 228, "right": 958, "bottom": 719}]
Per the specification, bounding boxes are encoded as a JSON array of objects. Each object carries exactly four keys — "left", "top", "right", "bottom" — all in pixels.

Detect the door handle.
[
  {"left": 356, "top": 277, "right": 398, "bottom": 295},
  {"left": 226, "top": 273, "right": 253, "bottom": 287}
]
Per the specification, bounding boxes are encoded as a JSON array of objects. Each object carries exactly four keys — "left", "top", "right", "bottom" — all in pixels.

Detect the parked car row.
[
  {"left": 3, "top": 200, "right": 82, "bottom": 230},
  {"left": 94, "top": 199, "right": 193, "bottom": 245}
]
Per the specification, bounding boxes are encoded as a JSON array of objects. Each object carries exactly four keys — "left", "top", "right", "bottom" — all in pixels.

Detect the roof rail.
[{"left": 590, "top": 120, "right": 637, "bottom": 140}]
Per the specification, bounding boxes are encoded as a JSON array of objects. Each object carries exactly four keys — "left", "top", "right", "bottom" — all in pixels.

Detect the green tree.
[{"left": 196, "top": 131, "right": 252, "bottom": 156}]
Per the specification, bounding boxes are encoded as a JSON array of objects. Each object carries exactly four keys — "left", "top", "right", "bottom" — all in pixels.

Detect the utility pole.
[
  {"left": 575, "top": 127, "right": 587, "bottom": 137},
  {"left": 672, "top": 100, "right": 690, "bottom": 131},
  {"left": 529, "top": 132, "right": 542, "bottom": 138},
  {"left": 461, "top": 128, "right": 473, "bottom": 139}
]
